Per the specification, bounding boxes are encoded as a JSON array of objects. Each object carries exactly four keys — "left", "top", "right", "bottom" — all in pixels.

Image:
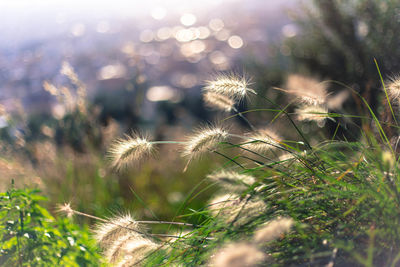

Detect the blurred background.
[{"left": 1, "top": 0, "right": 400, "bottom": 225}]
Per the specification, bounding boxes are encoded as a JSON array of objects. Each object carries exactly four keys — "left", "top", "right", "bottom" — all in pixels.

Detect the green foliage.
[
  {"left": 287, "top": 0, "right": 400, "bottom": 139},
  {"left": 0, "top": 185, "right": 104, "bottom": 266},
  {"left": 144, "top": 139, "right": 400, "bottom": 266}
]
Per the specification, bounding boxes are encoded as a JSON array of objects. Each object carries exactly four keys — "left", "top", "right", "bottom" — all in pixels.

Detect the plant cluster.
[
  {"left": 54, "top": 71, "right": 400, "bottom": 266},
  {"left": 0, "top": 183, "right": 103, "bottom": 266}
]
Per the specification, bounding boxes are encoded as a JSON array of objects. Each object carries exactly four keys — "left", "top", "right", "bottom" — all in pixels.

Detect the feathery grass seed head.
[
  {"left": 286, "top": 74, "right": 328, "bottom": 105},
  {"left": 60, "top": 61, "right": 79, "bottom": 84},
  {"left": 253, "top": 217, "right": 294, "bottom": 244},
  {"left": 208, "top": 194, "right": 267, "bottom": 226},
  {"left": 93, "top": 214, "right": 142, "bottom": 249},
  {"left": 244, "top": 129, "right": 281, "bottom": 153},
  {"left": 182, "top": 126, "right": 229, "bottom": 159},
  {"left": 106, "top": 235, "right": 158, "bottom": 265},
  {"left": 204, "top": 74, "right": 253, "bottom": 100},
  {"left": 57, "top": 202, "right": 74, "bottom": 218},
  {"left": 209, "top": 242, "right": 265, "bottom": 267},
  {"left": 386, "top": 76, "right": 400, "bottom": 104},
  {"left": 296, "top": 105, "right": 329, "bottom": 123},
  {"left": 207, "top": 171, "right": 255, "bottom": 192},
  {"left": 203, "top": 92, "right": 235, "bottom": 112},
  {"left": 109, "top": 134, "right": 154, "bottom": 171}
]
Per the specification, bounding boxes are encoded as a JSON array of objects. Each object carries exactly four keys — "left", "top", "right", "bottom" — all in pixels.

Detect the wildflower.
[
  {"left": 108, "top": 133, "right": 154, "bottom": 171},
  {"left": 253, "top": 217, "right": 294, "bottom": 244},
  {"left": 209, "top": 242, "right": 265, "bottom": 267},
  {"left": 203, "top": 91, "right": 235, "bottom": 112},
  {"left": 182, "top": 126, "right": 229, "bottom": 170},
  {"left": 295, "top": 105, "right": 329, "bottom": 123},
  {"left": 286, "top": 74, "right": 328, "bottom": 105},
  {"left": 203, "top": 74, "right": 253, "bottom": 100},
  {"left": 207, "top": 171, "right": 255, "bottom": 192},
  {"left": 243, "top": 129, "right": 281, "bottom": 153},
  {"left": 386, "top": 76, "right": 400, "bottom": 104}
]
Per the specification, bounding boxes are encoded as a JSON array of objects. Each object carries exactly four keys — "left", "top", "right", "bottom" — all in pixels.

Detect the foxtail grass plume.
[
  {"left": 203, "top": 74, "right": 253, "bottom": 100},
  {"left": 93, "top": 214, "right": 141, "bottom": 249},
  {"left": 207, "top": 171, "right": 256, "bottom": 192},
  {"left": 106, "top": 235, "right": 158, "bottom": 266},
  {"left": 203, "top": 91, "right": 235, "bottom": 112},
  {"left": 208, "top": 194, "right": 267, "bottom": 227},
  {"left": 386, "top": 76, "right": 400, "bottom": 104},
  {"left": 57, "top": 202, "right": 74, "bottom": 218},
  {"left": 286, "top": 74, "right": 328, "bottom": 105},
  {"left": 244, "top": 129, "right": 281, "bottom": 153},
  {"left": 109, "top": 133, "right": 154, "bottom": 171},
  {"left": 43, "top": 81, "right": 59, "bottom": 96},
  {"left": 253, "top": 217, "right": 294, "bottom": 244},
  {"left": 295, "top": 105, "right": 329, "bottom": 123},
  {"left": 61, "top": 61, "right": 79, "bottom": 84},
  {"left": 209, "top": 242, "right": 265, "bottom": 267},
  {"left": 182, "top": 126, "right": 229, "bottom": 171},
  {"left": 93, "top": 214, "right": 158, "bottom": 265}
]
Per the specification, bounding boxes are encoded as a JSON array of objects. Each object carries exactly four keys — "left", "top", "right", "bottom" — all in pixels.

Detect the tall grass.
[
  {"left": 2, "top": 61, "right": 400, "bottom": 266},
  {"left": 57, "top": 72, "right": 400, "bottom": 266}
]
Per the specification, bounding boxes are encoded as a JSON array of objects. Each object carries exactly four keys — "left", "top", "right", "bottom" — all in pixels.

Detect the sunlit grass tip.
[
  {"left": 209, "top": 242, "right": 265, "bottom": 267},
  {"left": 207, "top": 170, "right": 256, "bottom": 192},
  {"left": 208, "top": 194, "right": 267, "bottom": 226},
  {"left": 108, "top": 133, "right": 155, "bottom": 171},
  {"left": 182, "top": 125, "right": 229, "bottom": 171},
  {"left": 386, "top": 75, "right": 400, "bottom": 104},
  {"left": 93, "top": 214, "right": 142, "bottom": 250},
  {"left": 243, "top": 128, "right": 282, "bottom": 153},
  {"left": 286, "top": 74, "right": 328, "bottom": 105},
  {"left": 106, "top": 234, "right": 158, "bottom": 265},
  {"left": 203, "top": 74, "right": 254, "bottom": 100},
  {"left": 295, "top": 104, "right": 330, "bottom": 123},
  {"left": 57, "top": 202, "right": 74, "bottom": 218},
  {"left": 253, "top": 217, "right": 294, "bottom": 244},
  {"left": 203, "top": 91, "right": 235, "bottom": 112}
]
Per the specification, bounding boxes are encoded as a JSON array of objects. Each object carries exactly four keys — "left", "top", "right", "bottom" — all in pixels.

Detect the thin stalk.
[
  {"left": 232, "top": 107, "right": 256, "bottom": 131},
  {"left": 374, "top": 58, "right": 398, "bottom": 126},
  {"left": 212, "top": 150, "right": 246, "bottom": 169},
  {"left": 250, "top": 91, "right": 313, "bottom": 150}
]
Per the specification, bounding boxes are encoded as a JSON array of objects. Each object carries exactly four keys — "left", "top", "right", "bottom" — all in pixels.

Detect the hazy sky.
[{"left": 0, "top": 0, "right": 295, "bottom": 49}]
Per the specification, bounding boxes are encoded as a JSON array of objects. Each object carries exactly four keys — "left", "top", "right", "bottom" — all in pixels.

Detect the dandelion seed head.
[
  {"left": 204, "top": 74, "right": 253, "bottom": 100},
  {"left": 209, "top": 242, "right": 265, "bottom": 267},
  {"left": 109, "top": 133, "right": 154, "bottom": 171},
  {"left": 203, "top": 92, "right": 235, "bottom": 112},
  {"left": 286, "top": 74, "right": 328, "bottom": 105},
  {"left": 253, "top": 217, "right": 294, "bottom": 244},
  {"left": 207, "top": 171, "right": 255, "bottom": 192},
  {"left": 296, "top": 105, "right": 329, "bottom": 123},
  {"left": 182, "top": 126, "right": 229, "bottom": 160},
  {"left": 244, "top": 129, "right": 281, "bottom": 153}
]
